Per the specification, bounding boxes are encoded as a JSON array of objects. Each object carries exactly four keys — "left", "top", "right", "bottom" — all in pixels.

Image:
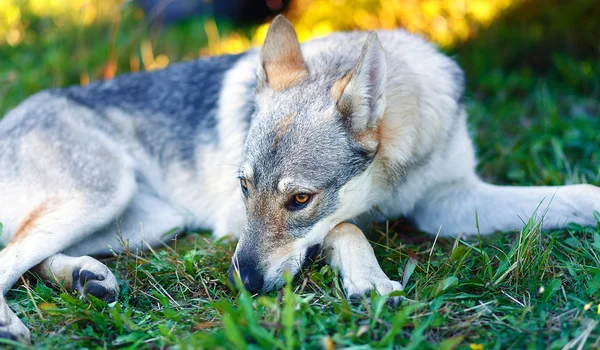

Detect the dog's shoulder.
[{"left": 59, "top": 53, "right": 247, "bottom": 117}]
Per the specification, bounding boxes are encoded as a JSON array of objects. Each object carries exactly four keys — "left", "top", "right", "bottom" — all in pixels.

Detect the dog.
[{"left": 0, "top": 15, "right": 598, "bottom": 342}]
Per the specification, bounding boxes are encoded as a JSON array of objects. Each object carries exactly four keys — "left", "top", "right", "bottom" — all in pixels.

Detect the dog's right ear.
[{"left": 257, "top": 15, "right": 308, "bottom": 91}]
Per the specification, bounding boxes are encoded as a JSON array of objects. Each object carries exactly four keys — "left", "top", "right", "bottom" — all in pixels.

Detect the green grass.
[{"left": 2, "top": 3, "right": 600, "bottom": 349}]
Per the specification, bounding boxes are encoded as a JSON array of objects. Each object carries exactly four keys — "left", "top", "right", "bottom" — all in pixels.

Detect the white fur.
[{"left": 168, "top": 55, "right": 258, "bottom": 238}]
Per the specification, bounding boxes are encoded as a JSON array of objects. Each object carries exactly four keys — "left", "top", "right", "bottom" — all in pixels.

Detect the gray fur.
[{"left": 55, "top": 53, "right": 244, "bottom": 166}]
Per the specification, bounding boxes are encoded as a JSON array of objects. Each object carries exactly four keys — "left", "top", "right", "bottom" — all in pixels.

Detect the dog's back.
[
  {"left": 1, "top": 52, "right": 245, "bottom": 175},
  {"left": 57, "top": 53, "right": 244, "bottom": 166}
]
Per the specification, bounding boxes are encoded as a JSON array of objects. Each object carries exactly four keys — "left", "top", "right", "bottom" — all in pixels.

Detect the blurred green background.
[{"left": 0, "top": 0, "right": 598, "bottom": 115}]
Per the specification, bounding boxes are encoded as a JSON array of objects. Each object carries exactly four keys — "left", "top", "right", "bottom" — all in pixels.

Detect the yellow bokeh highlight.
[
  {"left": 0, "top": 0, "right": 121, "bottom": 45},
  {"left": 1, "top": 0, "right": 523, "bottom": 68},
  {"left": 27, "top": 0, "right": 116, "bottom": 23},
  {"left": 214, "top": 0, "right": 523, "bottom": 52}
]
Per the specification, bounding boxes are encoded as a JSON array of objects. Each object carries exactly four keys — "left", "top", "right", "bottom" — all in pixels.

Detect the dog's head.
[{"left": 229, "top": 16, "right": 388, "bottom": 293}]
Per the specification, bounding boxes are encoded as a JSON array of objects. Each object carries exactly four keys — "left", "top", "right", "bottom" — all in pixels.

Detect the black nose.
[{"left": 228, "top": 263, "right": 264, "bottom": 293}]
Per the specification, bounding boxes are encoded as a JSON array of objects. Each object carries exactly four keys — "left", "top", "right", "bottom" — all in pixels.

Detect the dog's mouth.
[
  {"left": 260, "top": 244, "right": 323, "bottom": 292},
  {"left": 302, "top": 244, "right": 322, "bottom": 268}
]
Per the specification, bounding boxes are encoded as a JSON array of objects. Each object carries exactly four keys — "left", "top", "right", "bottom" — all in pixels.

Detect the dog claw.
[
  {"left": 344, "top": 277, "right": 404, "bottom": 304},
  {"left": 0, "top": 296, "right": 30, "bottom": 344}
]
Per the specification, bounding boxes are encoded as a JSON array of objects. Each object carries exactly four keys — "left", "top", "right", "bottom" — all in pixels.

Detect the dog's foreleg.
[
  {"left": 411, "top": 180, "right": 600, "bottom": 235},
  {"left": 34, "top": 254, "right": 120, "bottom": 302},
  {"left": 0, "top": 208, "right": 125, "bottom": 344},
  {"left": 323, "top": 223, "right": 403, "bottom": 302},
  {"left": 0, "top": 174, "right": 135, "bottom": 342}
]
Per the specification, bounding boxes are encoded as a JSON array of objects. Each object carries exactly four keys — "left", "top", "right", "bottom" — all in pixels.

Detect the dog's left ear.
[
  {"left": 258, "top": 15, "right": 308, "bottom": 91},
  {"left": 334, "top": 32, "right": 387, "bottom": 151}
]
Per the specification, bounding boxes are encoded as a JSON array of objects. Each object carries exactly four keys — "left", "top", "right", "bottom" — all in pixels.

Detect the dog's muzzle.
[{"left": 227, "top": 244, "right": 321, "bottom": 293}]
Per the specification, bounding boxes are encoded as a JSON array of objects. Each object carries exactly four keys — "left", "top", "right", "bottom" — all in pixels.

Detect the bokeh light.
[{"left": 1, "top": 0, "right": 522, "bottom": 55}]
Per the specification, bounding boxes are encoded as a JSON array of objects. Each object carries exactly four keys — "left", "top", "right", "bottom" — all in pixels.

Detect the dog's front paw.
[
  {"left": 72, "top": 257, "right": 119, "bottom": 303},
  {"left": 0, "top": 297, "right": 30, "bottom": 344},
  {"left": 344, "top": 274, "right": 404, "bottom": 304}
]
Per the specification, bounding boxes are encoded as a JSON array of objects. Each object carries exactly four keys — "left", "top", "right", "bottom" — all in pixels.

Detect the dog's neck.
[{"left": 372, "top": 69, "right": 427, "bottom": 188}]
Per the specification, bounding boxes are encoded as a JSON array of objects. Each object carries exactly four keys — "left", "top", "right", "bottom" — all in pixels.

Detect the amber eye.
[
  {"left": 294, "top": 193, "right": 310, "bottom": 204},
  {"left": 289, "top": 193, "right": 312, "bottom": 210},
  {"left": 240, "top": 178, "right": 248, "bottom": 197}
]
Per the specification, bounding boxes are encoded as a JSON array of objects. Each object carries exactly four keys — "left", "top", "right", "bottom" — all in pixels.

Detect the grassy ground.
[{"left": 1, "top": 3, "right": 600, "bottom": 350}]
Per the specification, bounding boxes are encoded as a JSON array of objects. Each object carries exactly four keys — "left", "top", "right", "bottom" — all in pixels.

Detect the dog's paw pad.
[{"left": 71, "top": 259, "right": 119, "bottom": 303}]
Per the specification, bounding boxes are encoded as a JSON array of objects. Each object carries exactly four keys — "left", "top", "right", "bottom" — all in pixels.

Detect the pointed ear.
[
  {"left": 258, "top": 15, "right": 308, "bottom": 91},
  {"left": 335, "top": 32, "right": 387, "bottom": 138}
]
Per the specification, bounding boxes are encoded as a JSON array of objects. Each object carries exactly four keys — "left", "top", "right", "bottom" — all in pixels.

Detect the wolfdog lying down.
[{"left": 1, "top": 15, "right": 598, "bottom": 342}]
